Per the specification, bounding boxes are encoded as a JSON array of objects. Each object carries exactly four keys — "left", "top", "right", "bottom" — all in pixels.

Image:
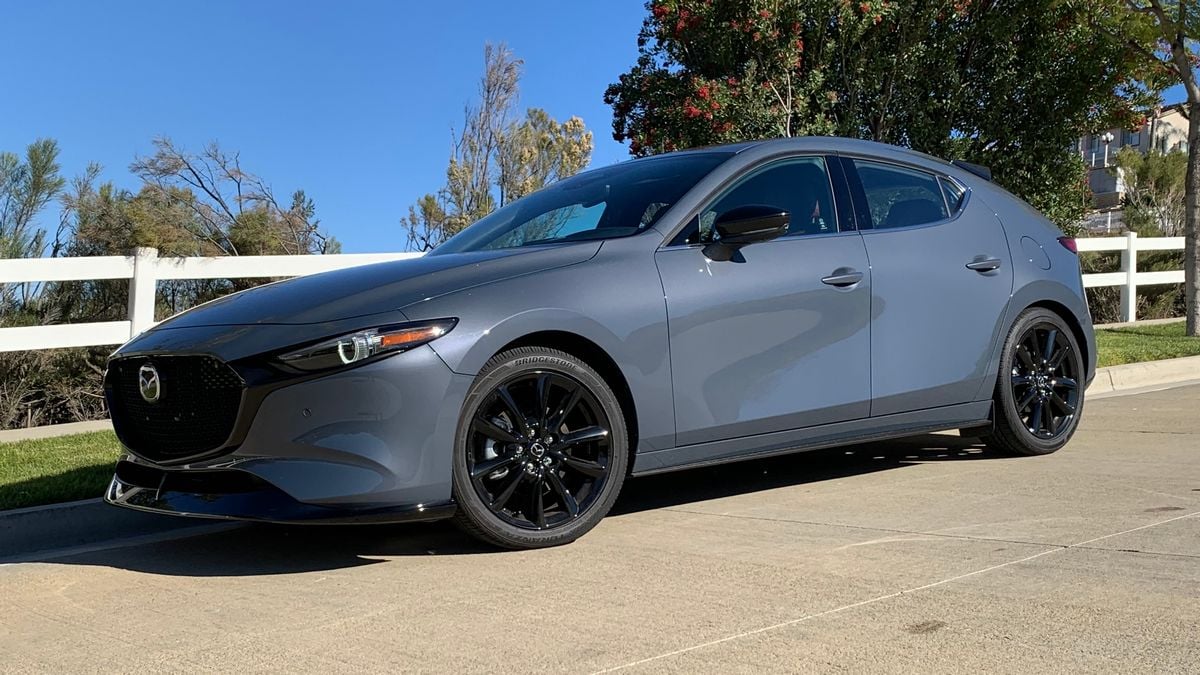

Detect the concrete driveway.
[{"left": 2, "top": 385, "right": 1198, "bottom": 673}]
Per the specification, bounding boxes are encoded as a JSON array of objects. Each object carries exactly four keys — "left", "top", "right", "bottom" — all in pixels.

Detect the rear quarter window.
[{"left": 852, "top": 160, "right": 949, "bottom": 229}]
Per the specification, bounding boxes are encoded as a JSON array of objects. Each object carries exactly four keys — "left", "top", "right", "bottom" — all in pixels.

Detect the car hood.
[{"left": 152, "top": 242, "right": 602, "bottom": 330}]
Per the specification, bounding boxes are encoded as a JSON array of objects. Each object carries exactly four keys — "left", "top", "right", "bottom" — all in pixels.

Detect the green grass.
[
  {"left": 1096, "top": 321, "right": 1200, "bottom": 368},
  {"left": 0, "top": 431, "right": 122, "bottom": 511}
]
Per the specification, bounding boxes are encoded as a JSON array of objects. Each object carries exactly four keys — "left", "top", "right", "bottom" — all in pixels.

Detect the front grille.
[{"left": 105, "top": 355, "right": 244, "bottom": 462}]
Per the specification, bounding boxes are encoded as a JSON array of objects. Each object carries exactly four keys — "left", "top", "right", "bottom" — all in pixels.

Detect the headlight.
[{"left": 277, "top": 319, "right": 457, "bottom": 372}]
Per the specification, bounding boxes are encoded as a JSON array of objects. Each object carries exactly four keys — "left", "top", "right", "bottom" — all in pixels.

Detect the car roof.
[{"left": 627, "top": 137, "right": 959, "bottom": 173}]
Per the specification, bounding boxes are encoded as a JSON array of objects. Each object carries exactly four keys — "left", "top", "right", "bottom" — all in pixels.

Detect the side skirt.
[{"left": 631, "top": 401, "right": 992, "bottom": 476}]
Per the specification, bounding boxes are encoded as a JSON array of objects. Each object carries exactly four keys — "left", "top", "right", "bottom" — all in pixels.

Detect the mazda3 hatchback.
[{"left": 104, "top": 137, "right": 1095, "bottom": 549}]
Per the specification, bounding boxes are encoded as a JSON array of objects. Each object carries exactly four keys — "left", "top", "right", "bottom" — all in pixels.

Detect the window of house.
[{"left": 852, "top": 160, "right": 950, "bottom": 229}]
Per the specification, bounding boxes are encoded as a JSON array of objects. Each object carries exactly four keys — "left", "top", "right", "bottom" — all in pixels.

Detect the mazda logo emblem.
[{"left": 137, "top": 363, "right": 161, "bottom": 403}]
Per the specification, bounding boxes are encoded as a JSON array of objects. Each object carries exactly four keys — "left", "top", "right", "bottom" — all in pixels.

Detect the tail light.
[{"left": 1057, "top": 236, "right": 1078, "bottom": 254}]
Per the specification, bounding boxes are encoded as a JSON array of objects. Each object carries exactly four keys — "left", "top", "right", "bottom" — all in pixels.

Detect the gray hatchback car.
[{"left": 104, "top": 137, "right": 1095, "bottom": 549}]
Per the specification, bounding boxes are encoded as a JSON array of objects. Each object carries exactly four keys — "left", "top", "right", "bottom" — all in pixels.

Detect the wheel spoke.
[
  {"left": 558, "top": 425, "right": 609, "bottom": 449},
  {"left": 470, "top": 454, "right": 518, "bottom": 480},
  {"left": 1042, "top": 328, "right": 1058, "bottom": 362},
  {"left": 1011, "top": 374, "right": 1032, "bottom": 387},
  {"left": 1016, "top": 345, "right": 1037, "bottom": 372},
  {"left": 545, "top": 470, "right": 579, "bottom": 518},
  {"left": 1028, "top": 401, "right": 1045, "bottom": 435},
  {"left": 1015, "top": 387, "right": 1038, "bottom": 413},
  {"left": 1055, "top": 377, "right": 1079, "bottom": 391},
  {"left": 529, "top": 483, "right": 546, "bottom": 528},
  {"left": 1047, "top": 344, "right": 1070, "bottom": 370},
  {"left": 494, "top": 385, "right": 530, "bottom": 437},
  {"left": 559, "top": 454, "right": 607, "bottom": 478},
  {"left": 1050, "top": 392, "right": 1075, "bottom": 416},
  {"left": 490, "top": 469, "right": 525, "bottom": 510},
  {"left": 473, "top": 416, "right": 520, "bottom": 444},
  {"left": 1021, "top": 334, "right": 1041, "bottom": 363},
  {"left": 1049, "top": 411, "right": 1061, "bottom": 436},
  {"left": 548, "top": 383, "right": 582, "bottom": 433},
  {"left": 534, "top": 373, "right": 553, "bottom": 428}
]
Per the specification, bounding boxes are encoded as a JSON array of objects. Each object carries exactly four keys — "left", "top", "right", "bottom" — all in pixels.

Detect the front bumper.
[
  {"left": 104, "top": 343, "right": 474, "bottom": 522},
  {"left": 106, "top": 460, "right": 455, "bottom": 524}
]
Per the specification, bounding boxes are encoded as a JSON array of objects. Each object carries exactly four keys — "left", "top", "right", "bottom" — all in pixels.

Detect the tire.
[
  {"left": 982, "top": 308, "right": 1085, "bottom": 456},
  {"left": 451, "top": 346, "right": 629, "bottom": 549}
]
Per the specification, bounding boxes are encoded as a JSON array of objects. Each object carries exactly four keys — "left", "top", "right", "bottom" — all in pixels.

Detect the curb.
[
  {"left": 0, "top": 419, "right": 112, "bottom": 444},
  {"left": 0, "top": 497, "right": 214, "bottom": 561},
  {"left": 1087, "top": 355, "right": 1200, "bottom": 397},
  {"left": 1093, "top": 317, "right": 1185, "bottom": 330}
]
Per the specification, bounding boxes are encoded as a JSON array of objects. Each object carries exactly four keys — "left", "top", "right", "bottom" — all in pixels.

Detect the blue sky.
[
  {"left": 2, "top": 2, "right": 1188, "bottom": 253},
  {"left": 2, "top": 1, "right": 647, "bottom": 253}
]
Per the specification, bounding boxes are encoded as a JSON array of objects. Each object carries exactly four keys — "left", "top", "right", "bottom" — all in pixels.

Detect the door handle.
[
  {"left": 965, "top": 257, "right": 1002, "bottom": 272},
  {"left": 821, "top": 269, "right": 864, "bottom": 287}
]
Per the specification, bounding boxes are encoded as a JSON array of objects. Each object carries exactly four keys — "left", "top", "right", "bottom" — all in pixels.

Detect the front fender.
[{"left": 400, "top": 247, "right": 677, "bottom": 453}]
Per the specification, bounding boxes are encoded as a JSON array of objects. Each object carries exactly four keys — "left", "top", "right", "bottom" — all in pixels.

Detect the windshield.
[{"left": 432, "top": 152, "right": 732, "bottom": 254}]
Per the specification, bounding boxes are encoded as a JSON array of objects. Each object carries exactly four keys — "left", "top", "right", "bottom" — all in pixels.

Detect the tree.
[
  {"left": 402, "top": 44, "right": 594, "bottom": 251},
  {"left": 1121, "top": 1, "right": 1199, "bottom": 334},
  {"left": 605, "top": 0, "right": 1162, "bottom": 232},
  {"left": 1114, "top": 145, "right": 1188, "bottom": 235},
  {"left": 0, "top": 139, "right": 66, "bottom": 312},
  {"left": 130, "top": 138, "right": 339, "bottom": 257}
]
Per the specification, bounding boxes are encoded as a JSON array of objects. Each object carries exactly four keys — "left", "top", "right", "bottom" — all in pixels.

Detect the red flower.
[
  {"left": 710, "top": 100, "right": 721, "bottom": 110},
  {"left": 726, "top": 76, "right": 739, "bottom": 86},
  {"left": 859, "top": 2, "right": 871, "bottom": 13},
  {"left": 759, "top": 9, "right": 771, "bottom": 18},
  {"left": 685, "top": 105, "right": 703, "bottom": 118},
  {"left": 795, "top": 38, "right": 805, "bottom": 52},
  {"left": 652, "top": 3, "right": 669, "bottom": 19},
  {"left": 697, "top": 85, "right": 711, "bottom": 99}
]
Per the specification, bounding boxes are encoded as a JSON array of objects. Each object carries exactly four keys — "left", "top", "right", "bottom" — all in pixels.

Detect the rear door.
[{"left": 842, "top": 158, "right": 1013, "bottom": 416}]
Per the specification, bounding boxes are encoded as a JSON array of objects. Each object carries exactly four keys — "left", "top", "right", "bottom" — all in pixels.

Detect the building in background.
[{"left": 1079, "top": 103, "right": 1189, "bottom": 233}]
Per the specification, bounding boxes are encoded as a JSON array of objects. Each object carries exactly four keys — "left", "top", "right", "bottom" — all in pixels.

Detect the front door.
[{"left": 655, "top": 156, "right": 872, "bottom": 447}]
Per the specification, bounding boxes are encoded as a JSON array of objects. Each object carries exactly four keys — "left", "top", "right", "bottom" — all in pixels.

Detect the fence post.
[
  {"left": 127, "top": 247, "right": 158, "bottom": 338},
  {"left": 1119, "top": 231, "right": 1138, "bottom": 323}
]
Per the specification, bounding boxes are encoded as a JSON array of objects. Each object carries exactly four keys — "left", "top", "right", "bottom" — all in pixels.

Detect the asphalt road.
[{"left": 3, "top": 384, "right": 1198, "bottom": 673}]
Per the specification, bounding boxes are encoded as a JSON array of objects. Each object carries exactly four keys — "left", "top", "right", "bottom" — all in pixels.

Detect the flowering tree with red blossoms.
[{"left": 605, "top": 0, "right": 1165, "bottom": 232}]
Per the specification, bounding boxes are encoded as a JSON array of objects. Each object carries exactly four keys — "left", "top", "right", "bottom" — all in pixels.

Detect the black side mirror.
[{"left": 714, "top": 205, "right": 790, "bottom": 247}]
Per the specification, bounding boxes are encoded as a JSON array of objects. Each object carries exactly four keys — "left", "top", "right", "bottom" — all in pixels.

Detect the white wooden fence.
[
  {"left": 1075, "top": 232, "right": 1185, "bottom": 323},
  {"left": 0, "top": 234, "right": 1187, "bottom": 353},
  {"left": 0, "top": 248, "right": 421, "bottom": 353}
]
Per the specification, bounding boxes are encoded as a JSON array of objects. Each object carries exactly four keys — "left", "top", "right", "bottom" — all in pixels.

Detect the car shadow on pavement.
[{"left": 21, "top": 433, "right": 1001, "bottom": 577}]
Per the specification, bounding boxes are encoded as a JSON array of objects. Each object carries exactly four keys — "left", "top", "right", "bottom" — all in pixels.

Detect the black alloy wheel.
[
  {"left": 451, "top": 346, "right": 628, "bottom": 548},
  {"left": 1008, "top": 323, "right": 1081, "bottom": 439},
  {"left": 984, "top": 307, "right": 1085, "bottom": 456}
]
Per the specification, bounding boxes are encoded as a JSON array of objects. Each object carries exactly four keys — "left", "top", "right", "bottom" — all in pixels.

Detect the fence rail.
[
  {"left": 0, "top": 248, "right": 421, "bottom": 353},
  {"left": 0, "top": 234, "right": 1187, "bottom": 353},
  {"left": 1075, "top": 232, "right": 1185, "bottom": 324}
]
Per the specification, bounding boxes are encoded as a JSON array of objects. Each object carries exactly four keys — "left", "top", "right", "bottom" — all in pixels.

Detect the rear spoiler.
[{"left": 951, "top": 159, "right": 992, "bottom": 182}]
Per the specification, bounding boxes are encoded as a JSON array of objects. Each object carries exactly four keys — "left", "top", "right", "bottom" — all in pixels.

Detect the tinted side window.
[
  {"left": 939, "top": 176, "right": 966, "bottom": 213},
  {"left": 852, "top": 160, "right": 949, "bottom": 229},
  {"left": 686, "top": 157, "right": 837, "bottom": 244}
]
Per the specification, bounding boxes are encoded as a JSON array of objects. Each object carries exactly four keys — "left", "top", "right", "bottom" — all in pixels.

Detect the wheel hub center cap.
[{"left": 529, "top": 442, "right": 547, "bottom": 458}]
